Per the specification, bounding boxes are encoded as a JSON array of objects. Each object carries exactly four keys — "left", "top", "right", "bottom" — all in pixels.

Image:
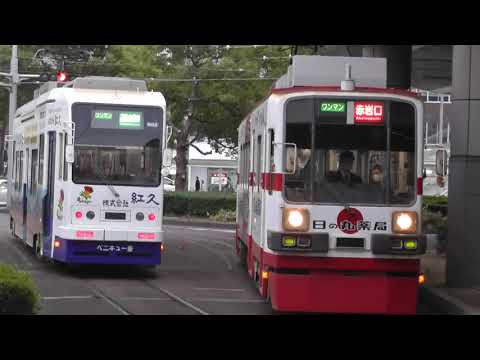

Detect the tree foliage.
[{"left": 0, "top": 44, "right": 323, "bottom": 190}]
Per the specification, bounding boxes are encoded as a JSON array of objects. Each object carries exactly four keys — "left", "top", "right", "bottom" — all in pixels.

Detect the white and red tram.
[{"left": 235, "top": 56, "right": 426, "bottom": 314}]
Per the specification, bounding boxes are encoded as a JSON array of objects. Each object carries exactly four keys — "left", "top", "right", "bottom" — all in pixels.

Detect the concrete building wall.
[{"left": 446, "top": 45, "right": 480, "bottom": 287}]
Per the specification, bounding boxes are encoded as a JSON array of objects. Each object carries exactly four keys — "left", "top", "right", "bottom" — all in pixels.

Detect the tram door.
[{"left": 42, "top": 132, "right": 56, "bottom": 255}]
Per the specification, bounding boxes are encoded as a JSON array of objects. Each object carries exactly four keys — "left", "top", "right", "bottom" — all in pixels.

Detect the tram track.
[{"left": 84, "top": 276, "right": 210, "bottom": 315}]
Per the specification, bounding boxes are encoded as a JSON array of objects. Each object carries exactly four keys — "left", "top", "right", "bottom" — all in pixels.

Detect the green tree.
[
  {"left": 1, "top": 45, "right": 299, "bottom": 190},
  {"left": 104, "top": 45, "right": 292, "bottom": 191}
]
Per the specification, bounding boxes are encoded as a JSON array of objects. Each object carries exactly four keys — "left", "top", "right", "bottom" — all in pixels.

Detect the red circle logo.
[{"left": 337, "top": 208, "right": 363, "bottom": 234}]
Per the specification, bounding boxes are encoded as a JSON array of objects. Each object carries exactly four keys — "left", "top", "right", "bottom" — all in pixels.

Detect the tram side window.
[
  {"left": 63, "top": 133, "right": 68, "bottom": 181},
  {"left": 16, "top": 151, "right": 20, "bottom": 191},
  {"left": 38, "top": 134, "right": 44, "bottom": 186},
  {"left": 12, "top": 141, "right": 15, "bottom": 184},
  {"left": 242, "top": 143, "right": 245, "bottom": 189},
  {"left": 19, "top": 151, "right": 23, "bottom": 191},
  {"left": 257, "top": 135, "right": 262, "bottom": 192},
  {"left": 26, "top": 149, "right": 30, "bottom": 193},
  {"left": 241, "top": 142, "right": 247, "bottom": 190},
  {"left": 269, "top": 129, "right": 275, "bottom": 170},
  {"left": 31, "top": 150, "right": 38, "bottom": 194},
  {"left": 240, "top": 144, "right": 244, "bottom": 190},
  {"left": 14, "top": 151, "right": 18, "bottom": 190},
  {"left": 247, "top": 143, "right": 252, "bottom": 188},
  {"left": 58, "top": 133, "right": 64, "bottom": 180},
  {"left": 268, "top": 129, "right": 275, "bottom": 195}
]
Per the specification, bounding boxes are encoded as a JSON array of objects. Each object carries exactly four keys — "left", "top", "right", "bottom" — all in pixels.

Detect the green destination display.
[
  {"left": 91, "top": 110, "right": 144, "bottom": 130},
  {"left": 94, "top": 111, "right": 113, "bottom": 120},
  {"left": 320, "top": 102, "right": 345, "bottom": 113},
  {"left": 119, "top": 112, "right": 143, "bottom": 129}
]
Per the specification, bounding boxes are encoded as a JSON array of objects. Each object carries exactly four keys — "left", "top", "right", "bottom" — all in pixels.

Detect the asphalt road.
[{"left": 0, "top": 208, "right": 438, "bottom": 315}]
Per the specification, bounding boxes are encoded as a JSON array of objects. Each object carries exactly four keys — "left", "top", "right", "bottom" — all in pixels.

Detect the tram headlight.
[
  {"left": 282, "top": 208, "right": 309, "bottom": 232},
  {"left": 392, "top": 211, "right": 417, "bottom": 234}
]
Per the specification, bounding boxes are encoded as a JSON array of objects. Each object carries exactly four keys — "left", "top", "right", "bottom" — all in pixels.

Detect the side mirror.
[
  {"left": 65, "top": 144, "right": 74, "bottom": 163},
  {"left": 283, "top": 143, "right": 297, "bottom": 175},
  {"left": 435, "top": 149, "right": 448, "bottom": 177}
]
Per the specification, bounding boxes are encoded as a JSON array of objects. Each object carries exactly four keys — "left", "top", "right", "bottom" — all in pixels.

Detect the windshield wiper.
[
  {"left": 97, "top": 167, "right": 120, "bottom": 198},
  {"left": 321, "top": 179, "right": 350, "bottom": 210}
]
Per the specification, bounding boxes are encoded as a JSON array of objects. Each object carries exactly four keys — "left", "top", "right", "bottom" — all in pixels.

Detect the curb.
[
  {"left": 419, "top": 286, "right": 479, "bottom": 315},
  {"left": 163, "top": 217, "right": 236, "bottom": 230}
]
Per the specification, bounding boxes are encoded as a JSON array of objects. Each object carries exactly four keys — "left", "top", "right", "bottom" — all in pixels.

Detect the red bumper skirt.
[{"left": 269, "top": 271, "right": 418, "bottom": 314}]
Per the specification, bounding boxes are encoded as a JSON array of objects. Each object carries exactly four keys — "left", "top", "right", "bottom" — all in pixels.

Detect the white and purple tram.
[{"left": 9, "top": 77, "right": 168, "bottom": 267}]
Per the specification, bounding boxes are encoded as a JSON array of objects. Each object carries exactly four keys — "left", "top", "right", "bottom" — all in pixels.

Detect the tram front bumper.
[
  {"left": 269, "top": 269, "right": 419, "bottom": 314},
  {"left": 52, "top": 237, "right": 162, "bottom": 265}
]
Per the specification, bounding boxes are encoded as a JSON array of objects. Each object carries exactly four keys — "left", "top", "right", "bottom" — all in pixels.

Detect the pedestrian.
[
  {"left": 201, "top": 179, "right": 206, "bottom": 191},
  {"left": 195, "top": 176, "right": 200, "bottom": 192}
]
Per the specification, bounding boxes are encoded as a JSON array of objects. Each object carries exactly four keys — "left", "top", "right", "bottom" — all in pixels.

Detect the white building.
[{"left": 186, "top": 141, "right": 237, "bottom": 192}]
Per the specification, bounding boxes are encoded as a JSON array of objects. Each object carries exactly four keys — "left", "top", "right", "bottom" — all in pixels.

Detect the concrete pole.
[
  {"left": 446, "top": 45, "right": 480, "bottom": 287},
  {"left": 7, "top": 45, "right": 18, "bottom": 209},
  {"left": 362, "top": 45, "right": 412, "bottom": 89}
]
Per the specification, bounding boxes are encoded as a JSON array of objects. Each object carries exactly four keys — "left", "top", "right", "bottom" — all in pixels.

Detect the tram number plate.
[{"left": 96, "top": 245, "right": 134, "bottom": 253}]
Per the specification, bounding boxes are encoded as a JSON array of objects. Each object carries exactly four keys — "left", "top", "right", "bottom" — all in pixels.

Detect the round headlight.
[
  {"left": 288, "top": 210, "right": 304, "bottom": 228},
  {"left": 396, "top": 213, "right": 413, "bottom": 230}
]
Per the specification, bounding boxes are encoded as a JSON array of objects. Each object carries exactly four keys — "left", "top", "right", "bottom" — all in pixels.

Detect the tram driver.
[{"left": 327, "top": 150, "right": 362, "bottom": 185}]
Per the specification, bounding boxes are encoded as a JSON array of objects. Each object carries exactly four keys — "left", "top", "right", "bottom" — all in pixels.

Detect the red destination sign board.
[{"left": 354, "top": 102, "right": 384, "bottom": 124}]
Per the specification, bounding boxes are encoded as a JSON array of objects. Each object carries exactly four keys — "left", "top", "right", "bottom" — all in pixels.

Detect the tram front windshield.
[
  {"left": 284, "top": 98, "right": 416, "bottom": 205},
  {"left": 72, "top": 103, "right": 163, "bottom": 187}
]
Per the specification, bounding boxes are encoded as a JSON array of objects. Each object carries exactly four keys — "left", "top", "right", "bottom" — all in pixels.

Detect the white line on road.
[
  {"left": 148, "top": 285, "right": 210, "bottom": 315},
  {"left": 42, "top": 296, "right": 95, "bottom": 300},
  {"left": 116, "top": 297, "right": 171, "bottom": 301},
  {"left": 193, "top": 288, "right": 245, "bottom": 292},
  {"left": 190, "top": 298, "right": 266, "bottom": 304},
  {"left": 89, "top": 287, "right": 131, "bottom": 315}
]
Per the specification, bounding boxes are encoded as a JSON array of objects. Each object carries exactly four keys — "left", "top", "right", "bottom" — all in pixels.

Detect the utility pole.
[
  {"left": 2, "top": 45, "right": 18, "bottom": 209},
  {"left": 0, "top": 45, "right": 40, "bottom": 208}
]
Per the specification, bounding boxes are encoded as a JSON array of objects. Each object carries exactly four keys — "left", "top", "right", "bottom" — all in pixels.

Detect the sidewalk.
[{"left": 420, "top": 250, "right": 480, "bottom": 315}]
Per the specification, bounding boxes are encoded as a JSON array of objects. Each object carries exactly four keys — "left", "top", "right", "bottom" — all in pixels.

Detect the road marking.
[
  {"left": 193, "top": 288, "right": 245, "bottom": 292},
  {"left": 117, "top": 297, "right": 171, "bottom": 301},
  {"left": 42, "top": 296, "right": 94, "bottom": 300},
  {"left": 145, "top": 282, "right": 209, "bottom": 315},
  {"left": 89, "top": 287, "right": 131, "bottom": 315},
  {"left": 190, "top": 298, "right": 266, "bottom": 304}
]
